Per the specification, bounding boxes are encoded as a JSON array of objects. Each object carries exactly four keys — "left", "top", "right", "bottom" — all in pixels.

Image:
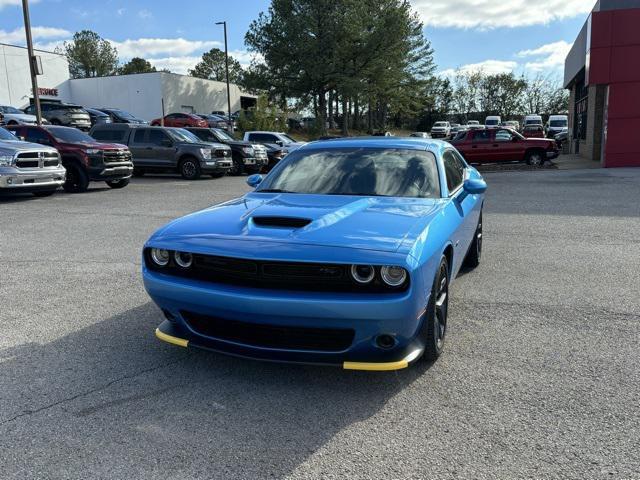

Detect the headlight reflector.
[
  {"left": 174, "top": 251, "right": 193, "bottom": 268},
  {"left": 86, "top": 149, "right": 102, "bottom": 155},
  {"left": 350, "top": 264, "right": 375, "bottom": 284},
  {"left": 0, "top": 154, "right": 14, "bottom": 166},
  {"left": 380, "top": 266, "right": 407, "bottom": 287},
  {"left": 200, "top": 148, "right": 212, "bottom": 159},
  {"left": 150, "top": 248, "right": 170, "bottom": 266}
]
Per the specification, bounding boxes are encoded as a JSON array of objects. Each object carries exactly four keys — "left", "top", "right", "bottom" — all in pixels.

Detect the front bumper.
[
  {"left": 430, "top": 132, "right": 448, "bottom": 138},
  {"left": 0, "top": 166, "right": 66, "bottom": 191},
  {"left": 88, "top": 162, "right": 134, "bottom": 181},
  {"left": 144, "top": 268, "right": 428, "bottom": 370},
  {"left": 202, "top": 159, "right": 233, "bottom": 173}
]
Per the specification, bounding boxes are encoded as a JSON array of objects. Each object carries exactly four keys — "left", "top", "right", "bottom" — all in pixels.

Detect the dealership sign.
[{"left": 38, "top": 87, "right": 59, "bottom": 97}]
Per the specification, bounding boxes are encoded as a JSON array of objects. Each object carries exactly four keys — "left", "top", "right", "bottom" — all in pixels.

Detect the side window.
[
  {"left": 250, "top": 133, "right": 275, "bottom": 142},
  {"left": 166, "top": 113, "right": 178, "bottom": 119},
  {"left": 25, "top": 128, "right": 50, "bottom": 145},
  {"left": 443, "top": 150, "right": 465, "bottom": 194},
  {"left": 132, "top": 129, "right": 147, "bottom": 144},
  {"left": 148, "top": 129, "right": 170, "bottom": 146},
  {"left": 472, "top": 130, "right": 490, "bottom": 142},
  {"left": 495, "top": 129, "right": 513, "bottom": 142}
]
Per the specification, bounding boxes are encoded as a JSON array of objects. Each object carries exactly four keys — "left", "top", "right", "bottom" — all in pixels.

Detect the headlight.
[
  {"left": 350, "top": 264, "right": 375, "bottom": 284},
  {"left": 380, "top": 266, "right": 407, "bottom": 287},
  {"left": 150, "top": 248, "right": 170, "bottom": 267},
  {"left": 86, "top": 149, "right": 102, "bottom": 155},
  {"left": 0, "top": 154, "right": 14, "bottom": 166},
  {"left": 174, "top": 251, "right": 193, "bottom": 268},
  {"left": 200, "top": 148, "right": 212, "bottom": 159},
  {"left": 242, "top": 146, "right": 254, "bottom": 155}
]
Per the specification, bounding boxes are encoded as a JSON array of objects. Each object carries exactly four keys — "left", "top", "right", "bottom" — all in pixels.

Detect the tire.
[
  {"left": 463, "top": 210, "right": 482, "bottom": 269},
  {"left": 105, "top": 178, "right": 130, "bottom": 189},
  {"left": 179, "top": 156, "right": 201, "bottom": 180},
  {"left": 423, "top": 256, "right": 450, "bottom": 362},
  {"left": 32, "top": 189, "right": 56, "bottom": 197},
  {"left": 132, "top": 168, "right": 145, "bottom": 177},
  {"left": 63, "top": 163, "right": 89, "bottom": 193},
  {"left": 8, "top": 120, "right": 18, "bottom": 126},
  {"left": 525, "top": 150, "right": 545, "bottom": 166},
  {"left": 229, "top": 156, "right": 245, "bottom": 176},
  {"left": 210, "top": 172, "right": 226, "bottom": 178}
]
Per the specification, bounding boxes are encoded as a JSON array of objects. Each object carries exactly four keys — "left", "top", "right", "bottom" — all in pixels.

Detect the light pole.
[
  {"left": 22, "top": 0, "right": 42, "bottom": 125},
  {"left": 215, "top": 21, "right": 232, "bottom": 128}
]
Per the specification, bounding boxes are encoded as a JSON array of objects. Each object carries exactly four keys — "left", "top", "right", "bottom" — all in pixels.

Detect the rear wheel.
[
  {"left": 179, "top": 156, "right": 201, "bottom": 180},
  {"left": 525, "top": 150, "right": 545, "bottom": 166},
  {"left": 423, "top": 256, "right": 449, "bottom": 361},
  {"left": 463, "top": 210, "right": 482, "bottom": 269},
  {"left": 63, "top": 163, "right": 89, "bottom": 193},
  {"left": 229, "top": 156, "right": 245, "bottom": 176},
  {"left": 105, "top": 178, "right": 130, "bottom": 189}
]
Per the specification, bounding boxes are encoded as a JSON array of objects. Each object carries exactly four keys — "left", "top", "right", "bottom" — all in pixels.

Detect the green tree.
[
  {"left": 189, "top": 48, "right": 244, "bottom": 83},
  {"left": 59, "top": 30, "right": 119, "bottom": 78},
  {"left": 118, "top": 57, "right": 157, "bottom": 75}
]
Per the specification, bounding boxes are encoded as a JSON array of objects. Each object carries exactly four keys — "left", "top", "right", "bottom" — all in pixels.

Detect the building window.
[{"left": 574, "top": 78, "right": 588, "bottom": 141}]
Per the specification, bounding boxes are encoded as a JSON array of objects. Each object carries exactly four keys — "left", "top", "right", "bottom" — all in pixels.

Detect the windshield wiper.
[{"left": 256, "top": 189, "right": 298, "bottom": 194}]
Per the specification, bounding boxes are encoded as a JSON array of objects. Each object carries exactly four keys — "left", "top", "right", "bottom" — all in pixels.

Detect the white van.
[
  {"left": 485, "top": 116, "right": 501, "bottom": 128},
  {"left": 545, "top": 115, "right": 568, "bottom": 138},
  {"left": 523, "top": 115, "right": 543, "bottom": 129}
]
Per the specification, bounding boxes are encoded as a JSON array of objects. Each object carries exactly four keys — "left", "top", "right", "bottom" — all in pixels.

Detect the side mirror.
[
  {"left": 275, "top": 140, "right": 283, "bottom": 147},
  {"left": 463, "top": 178, "right": 487, "bottom": 195},
  {"left": 246, "top": 174, "right": 263, "bottom": 188}
]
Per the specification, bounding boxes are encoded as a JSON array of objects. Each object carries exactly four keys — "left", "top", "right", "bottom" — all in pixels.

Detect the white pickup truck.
[{"left": 0, "top": 127, "right": 65, "bottom": 197}]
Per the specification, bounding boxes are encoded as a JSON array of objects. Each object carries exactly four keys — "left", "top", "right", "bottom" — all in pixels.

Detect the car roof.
[{"left": 298, "top": 136, "right": 449, "bottom": 154}]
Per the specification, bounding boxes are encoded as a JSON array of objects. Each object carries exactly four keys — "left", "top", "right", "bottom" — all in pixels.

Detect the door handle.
[{"left": 472, "top": 145, "right": 478, "bottom": 148}]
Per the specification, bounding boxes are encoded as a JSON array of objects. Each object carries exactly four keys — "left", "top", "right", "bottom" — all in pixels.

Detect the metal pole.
[
  {"left": 216, "top": 21, "right": 232, "bottom": 128},
  {"left": 22, "top": 0, "right": 42, "bottom": 125}
]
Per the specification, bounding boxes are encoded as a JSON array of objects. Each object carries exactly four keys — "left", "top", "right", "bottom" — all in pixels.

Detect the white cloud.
[
  {"left": 117, "top": 8, "right": 126, "bottom": 16},
  {"left": 517, "top": 40, "right": 572, "bottom": 71},
  {"left": 229, "top": 49, "right": 264, "bottom": 68},
  {"left": 109, "top": 38, "right": 220, "bottom": 59},
  {"left": 440, "top": 59, "right": 518, "bottom": 77},
  {"left": 138, "top": 9, "right": 152, "bottom": 19},
  {"left": 0, "top": 26, "right": 71, "bottom": 45},
  {"left": 411, "top": 0, "right": 593, "bottom": 29},
  {"left": 148, "top": 56, "right": 200, "bottom": 74},
  {"left": 0, "top": 0, "right": 39, "bottom": 9}
]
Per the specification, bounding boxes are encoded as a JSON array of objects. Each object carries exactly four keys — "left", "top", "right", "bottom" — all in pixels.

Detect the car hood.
[
  {"left": 57, "top": 141, "right": 128, "bottom": 150},
  {"left": 3, "top": 113, "right": 37, "bottom": 122},
  {"left": 150, "top": 193, "right": 443, "bottom": 255},
  {"left": 177, "top": 141, "right": 230, "bottom": 150},
  {"left": 0, "top": 140, "right": 58, "bottom": 153}
]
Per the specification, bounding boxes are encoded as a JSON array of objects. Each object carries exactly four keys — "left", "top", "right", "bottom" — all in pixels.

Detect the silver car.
[
  {"left": 24, "top": 103, "right": 91, "bottom": 131},
  {"left": 0, "top": 127, "right": 65, "bottom": 197}
]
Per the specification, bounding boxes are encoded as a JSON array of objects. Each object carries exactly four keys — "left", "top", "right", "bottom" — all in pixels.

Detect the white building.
[{"left": 1, "top": 43, "right": 257, "bottom": 121}]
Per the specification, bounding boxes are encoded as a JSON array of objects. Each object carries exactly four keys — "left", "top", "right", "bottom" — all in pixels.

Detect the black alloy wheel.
[
  {"left": 63, "top": 163, "right": 89, "bottom": 193},
  {"left": 179, "top": 157, "right": 201, "bottom": 180},
  {"left": 423, "top": 256, "right": 449, "bottom": 361},
  {"left": 105, "top": 178, "right": 130, "bottom": 189}
]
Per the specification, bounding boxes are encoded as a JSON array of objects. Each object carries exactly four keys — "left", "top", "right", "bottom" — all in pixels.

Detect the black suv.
[{"left": 95, "top": 108, "right": 147, "bottom": 124}]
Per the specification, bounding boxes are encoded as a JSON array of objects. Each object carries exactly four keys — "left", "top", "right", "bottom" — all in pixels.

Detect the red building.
[{"left": 564, "top": 0, "right": 640, "bottom": 167}]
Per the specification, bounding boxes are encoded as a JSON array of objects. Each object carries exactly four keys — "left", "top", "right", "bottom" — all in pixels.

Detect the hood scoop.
[{"left": 251, "top": 216, "right": 312, "bottom": 229}]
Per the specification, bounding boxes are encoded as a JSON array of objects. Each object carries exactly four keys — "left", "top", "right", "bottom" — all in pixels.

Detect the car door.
[
  {"left": 491, "top": 128, "right": 521, "bottom": 162},
  {"left": 465, "top": 129, "right": 492, "bottom": 163},
  {"left": 442, "top": 149, "right": 477, "bottom": 275},
  {"left": 128, "top": 128, "right": 151, "bottom": 167},
  {"left": 147, "top": 129, "right": 176, "bottom": 167}
]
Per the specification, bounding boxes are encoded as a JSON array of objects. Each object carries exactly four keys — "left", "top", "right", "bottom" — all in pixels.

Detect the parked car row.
[{"left": 431, "top": 114, "right": 568, "bottom": 141}]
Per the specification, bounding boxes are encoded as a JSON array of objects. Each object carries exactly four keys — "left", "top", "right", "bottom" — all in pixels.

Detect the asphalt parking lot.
[{"left": 1, "top": 167, "right": 639, "bottom": 479}]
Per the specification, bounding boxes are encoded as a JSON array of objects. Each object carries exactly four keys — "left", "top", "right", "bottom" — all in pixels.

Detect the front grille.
[
  {"left": 103, "top": 149, "right": 131, "bottom": 163},
  {"left": 15, "top": 151, "right": 59, "bottom": 168},
  {"left": 214, "top": 149, "right": 230, "bottom": 158},
  {"left": 181, "top": 310, "right": 355, "bottom": 351},
  {"left": 16, "top": 159, "right": 38, "bottom": 168},
  {"left": 144, "top": 250, "right": 409, "bottom": 293},
  {"left": 16, "top": 152, "right": 38, "bottom": 159}
]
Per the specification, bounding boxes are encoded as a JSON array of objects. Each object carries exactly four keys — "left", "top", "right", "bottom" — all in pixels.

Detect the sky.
[{"left": 0, "top": 0, "right": 594, "bottom": 80}]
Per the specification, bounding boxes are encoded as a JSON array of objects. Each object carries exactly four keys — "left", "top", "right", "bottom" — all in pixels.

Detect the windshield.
[
  {"left": 280, "top": 133, "right": 296, "bottom": 143},
  {"left": 212, "top": 128, "right": 234, "bottom": 141},
  {"left": 257, "top": 147, "right": 440, "bottom": 198},
  {"left": 525, "top": 119, "right": 542, "bottom": 125},
  {"left": 0, "top": 106, "right": 23, "bottom": 114},
  {"left": 468, "top": 121, "right": 479, "bottom": 125},
  {"left": 111, "top": 109, "right": 136, "bottom": 120},
  {"left": 485, "top": 119, "right": 499, "bottom": 125},
  {"left": 434, "top": 122, "right": 447, "bottom": 127},
  {"left": 0, "top": 127, "right": 18, "bottom": 140},
  {"left": 47, "top": 127, "right": 94, "bottom": 143},
  {"left": 168, "top": 128, "right": 202, "bottom": 143},
  {"left": 550, "top": 120, "right": 567, "bottom": 127}
]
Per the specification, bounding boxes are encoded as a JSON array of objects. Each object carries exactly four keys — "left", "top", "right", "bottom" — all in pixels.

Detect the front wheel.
[
  {"left": 229, "top": 156, "right": 245, "bottom": 176},
  {"left": 105, "top": 178, "right": 130, "bottom": 189},
  {"left": 63, "top": 163, "right": 89, "bottom": 193},
  {"left": 525, "top": 150, "right": 545, "bottom": 166},
  {"left": 423, "top": 256, "right": 450, "bottom": 362},
  {"left": 179, "top": 157, "right": 201, "bottom": 180}
]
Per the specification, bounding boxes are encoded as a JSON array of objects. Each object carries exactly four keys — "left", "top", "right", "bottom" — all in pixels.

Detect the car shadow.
[{"left": 0, "top": 302, "right": 431, "bottom": 478}]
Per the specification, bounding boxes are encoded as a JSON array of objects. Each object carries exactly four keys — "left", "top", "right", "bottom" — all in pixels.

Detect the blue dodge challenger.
[{"left": 143, "top": 137, "right": 486, "bottom": 371}]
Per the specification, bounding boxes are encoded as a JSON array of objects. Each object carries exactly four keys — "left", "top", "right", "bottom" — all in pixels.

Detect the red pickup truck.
[
  {"left": 150, "top": 113, "right": 207, "bottom": 128},
  {"left": 450, "top": 128, "right": 558, "bottom": 166}
]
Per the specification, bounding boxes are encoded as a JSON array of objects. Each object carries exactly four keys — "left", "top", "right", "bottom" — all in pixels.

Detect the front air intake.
[{"left": 252, "top": 216, "right": 312, "bottom": 228}]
